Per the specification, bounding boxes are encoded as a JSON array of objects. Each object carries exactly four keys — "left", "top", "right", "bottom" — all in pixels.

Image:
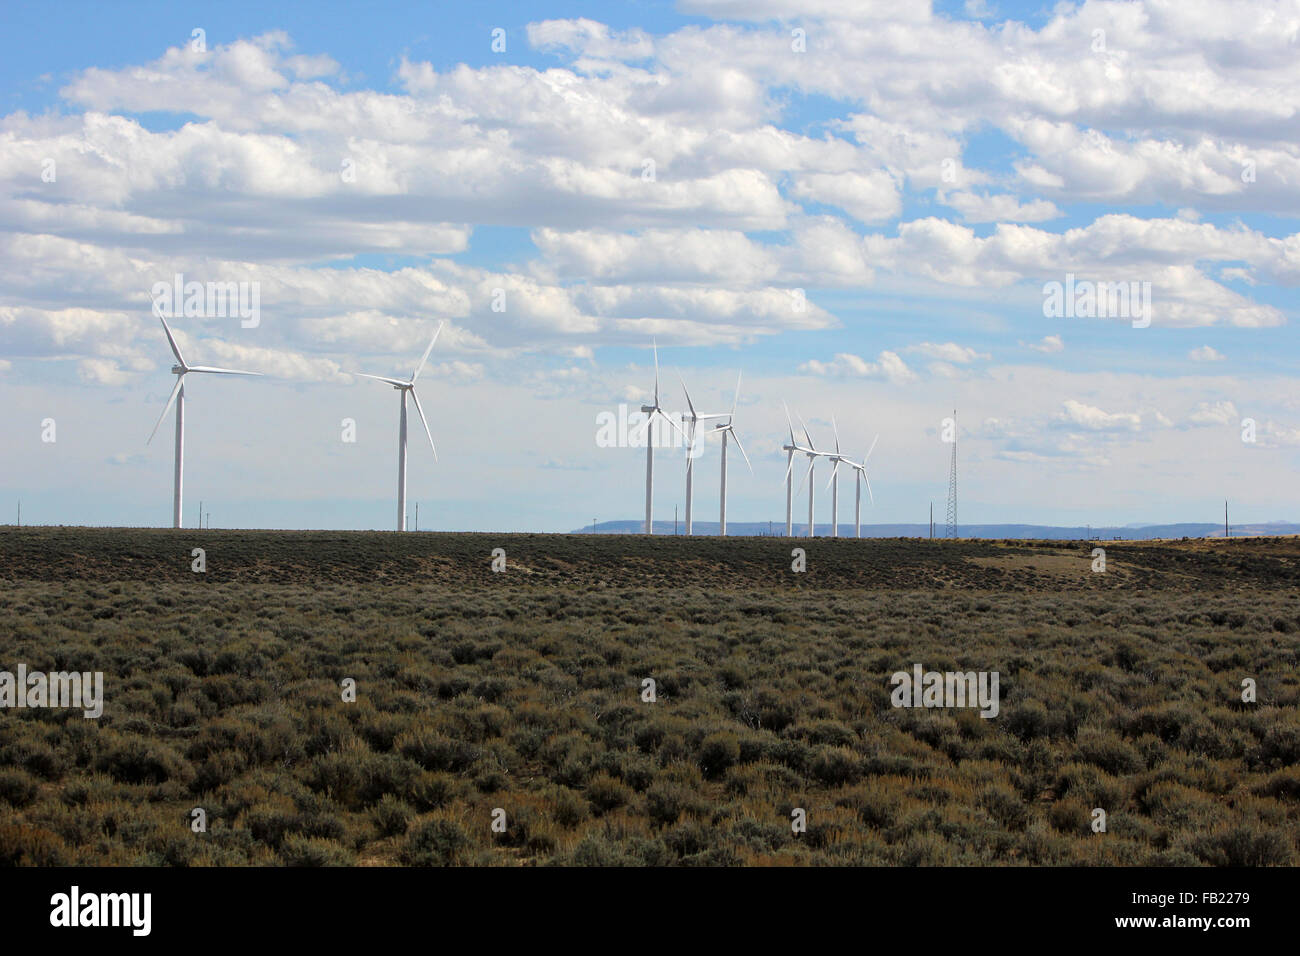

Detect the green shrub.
[
  {"left": 280, "top": 835, "right": 356, "bottom": 866},
  {"left": 371, "top": 795, "right": 414, "bottom": 837},
  {"left": 401, "top": 817, "right": 470, "bottom": 866},
  {"left": 0, "top": 823, "right": 69, "bottom": 866},
  {"left": 95, "top": 736, "right": 191, "bottom": 785},
  {"left": 978, "top": 784, "right": 1027, "bottom": 830},
  {"left": 811, "top": 747, "right": 862, "bottom": 786},
  {"left": 548, "top": 787, "right": 590, "bottom": 827},
  {"left": 396, "top": 730, "right": 480, "bottom": 773},
  {"left": 1188, "top": 826, "right": 1294, "bottom": 866},
  {"left": 697, "top": 732, "right": 740, "bottom": 780},
  {"left": 587, "top": 773, "right": 631, "bottom": 814},
  {"left": 646, "top": 781, "right": 705, "bottom": 826},
  {"left": 1076, "top": 729, "right": 1144, "bottom": 775},
  {"left": 0, "top": 768, "right": 39, "bottom": 808}
]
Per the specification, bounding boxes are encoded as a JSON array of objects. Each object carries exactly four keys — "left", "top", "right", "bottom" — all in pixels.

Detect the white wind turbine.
[
  {"left": 780, "top": 402, "right": 814, "bottom": 537},
  {"left": 823, "top": 421, "right": 879, "bottom": 538},
  {"left": 712, "top": 372, "right": 752, "bottom": 537},
  {"left": 353, "top": 322, "right": 442, "bottom": 532},
  {"left": 147, "top": 316, "right": 261, "bottom": 529},
  {"left": 639, "top": 340, "right": 686, "bottom": 534},
  {"left": 820, "top": 417, "right": 853, "bottom": 538},
  {"left": 842, "top": 435, "right": 878, "bottom": 538},
  {"left": 678, "top": 372, "right": 729, "bottom": 536},
  {"left": 785, "top": 407, "right": 825, "bottom": 538}
]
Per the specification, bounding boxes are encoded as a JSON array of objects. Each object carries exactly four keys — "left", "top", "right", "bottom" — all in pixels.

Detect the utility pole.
[
  {"left": 929, "top": 502, "right": 933, "bottom": 539},
  {"left": 205, "top": 512, "right": 210, "bottom": 530},
  {"left": 415, "top": 502, "right": 419, "bottom": 532},
  {"left": 674, "top": 505, "right": 678, "bottom": 536},
  {"left": 1225, "top": 500, "right": 1229, "bottom": 539},
  {"left": 198, "top": 500, "right": 203, "bottom": 529},
  {"left": 16, "top": 501, "right": 20, "bottom": 527}
]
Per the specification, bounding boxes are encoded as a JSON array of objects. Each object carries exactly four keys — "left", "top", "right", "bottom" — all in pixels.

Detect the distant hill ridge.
[{"left": 574, "top": 520, "right": 1300, "bottom": 539}]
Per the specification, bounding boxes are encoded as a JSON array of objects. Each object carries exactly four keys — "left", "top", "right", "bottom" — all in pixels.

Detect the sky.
[{"left": 1, "top": 0, "right": 1297, "bottom": 532}]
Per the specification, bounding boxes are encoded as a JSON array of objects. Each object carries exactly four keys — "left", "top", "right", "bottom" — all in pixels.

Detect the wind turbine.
[
  {"left": 712, "top": 372, "right": 752, "bottom": 536},
  {"left": 844, "top": 435, "right": 878, "bottom": 538},
  {"left": 147, "top": 316, "right": 261, "bottom": 529},
  {"left": 353, "top": 322, "right": 442, "bottom": 532},
  {"left": 785, "top": 407, "right": 824, "bottom": 537},
  {"left": 781, "top": 403, "right": 814, "bottom": 537},
  {"left": 826, "top": 426, "right": 879, "bottom": 539},
  {"left": 678, "top": 372, "right": 729, "bottom": 536},
  {"left": 639, "top": 340, "right": 686, "bottom": 534},
  {"left": 821, "top": 417, "right": 848, "bottom": 538}
]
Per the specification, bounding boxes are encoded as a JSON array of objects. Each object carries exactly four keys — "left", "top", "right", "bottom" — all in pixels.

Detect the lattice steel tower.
[{"left": 945, "top": 409, "right": 957, "bottom": 538}]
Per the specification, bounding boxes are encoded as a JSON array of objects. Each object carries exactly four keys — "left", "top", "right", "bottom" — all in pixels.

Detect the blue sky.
[{"left": 1, "top": 0, "right": 1297, "bottom": 531}]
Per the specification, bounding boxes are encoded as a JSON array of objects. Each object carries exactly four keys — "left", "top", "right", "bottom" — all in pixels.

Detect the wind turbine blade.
[
  {"left": 730, "top": 371, "right": 741, "bottom": 420},
  {"left": 186, "top": 366, "right": 262, "bottom": 376},
  {"left": 864, "top": 434, "right": 879, "bottom": 464},
  {"left": 795, "top": 456, "right": 814, "bottom": 496},
  {"left": 409, "top": 387, "right": 438, "bottom": 461},
  {"left": 864, "top": 471, "right": 874, "bottom": 506},
  {"left": 731, "top": 429, "right": 753, "bottom": 474},
  {"left": 825, "top": 460, "right": 841, "bottom": 491},
  {"left": 832, "top": 416, "right": 841, "bottom": 455},
  {"left": 158, "top": 316, "right": 187, "bottom": 368},
  {"left": 783, "top": 401, "right": 797, "bottom": 444},
  {"left": 354, "top": 372, "right": 408, "bottom": 387},
  {"left": 783, "top": 450, "right": 795, "bottom": 483},
  {"left": 147, "top": 376, "right": 183, "bottom": 445},
  {"left": 797, "top": 413, "right": 816, "bottom": 451},
  {"left": 655, "top": 407, "right": 687, "bottom": 441},
  {"left": 411, "top": 322, "right": 443, "bottom": 383},
  {"left": 652, "top": 339, "right": 660, "bottom": 406},
  {"left": 676, "top": 371, "right": 696, "bottom": 420}
]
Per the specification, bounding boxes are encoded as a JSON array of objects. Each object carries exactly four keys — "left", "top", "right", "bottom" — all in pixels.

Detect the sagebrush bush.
[
  {"left": 401, "top": 816, "right": 471, "bottom": 866},
  {"left": 280, "top": 835, "right": 356, "bottom": 867},
  {"left": 0, "top": 768, "right": 39, "bottom": 808},
  {"left": 371, "top": 795, "right": 414, "bottom": 837}
]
